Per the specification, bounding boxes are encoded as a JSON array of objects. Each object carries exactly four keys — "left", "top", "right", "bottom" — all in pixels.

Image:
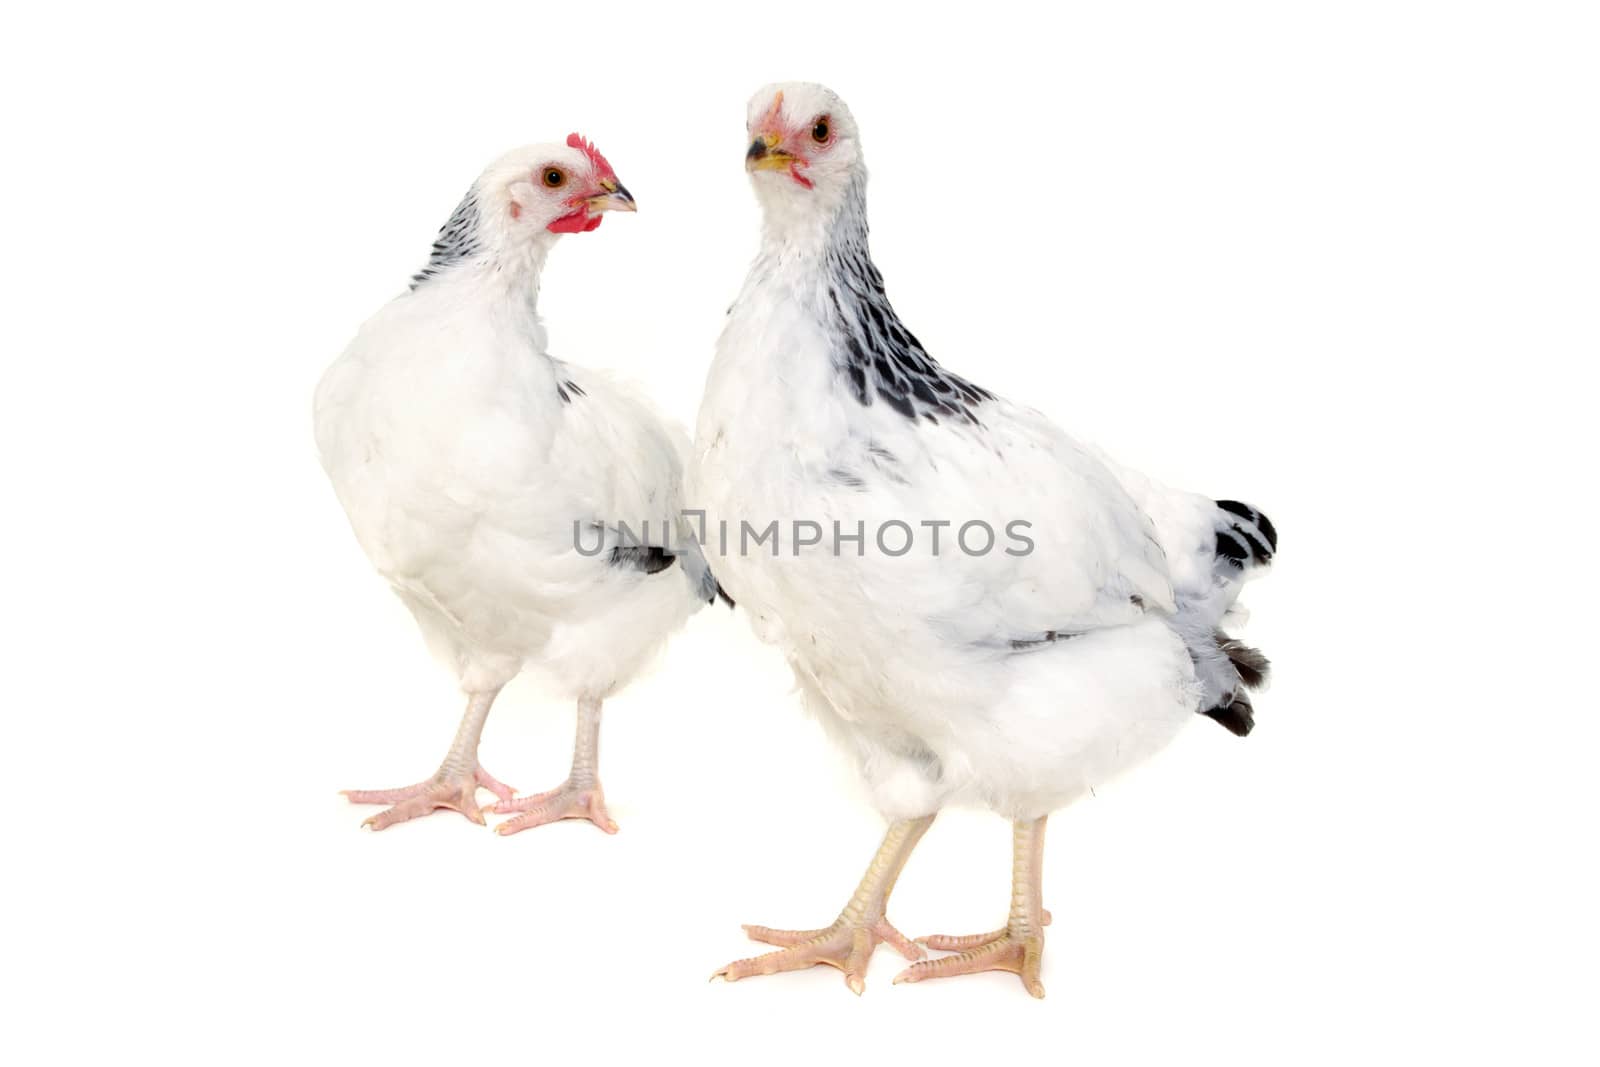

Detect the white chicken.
[
  {"left": 316, "top": 136, "right": 716, "bottom": 834},
  {"left": 692, "top": 85, "right": 1277, "bottom": 996}
]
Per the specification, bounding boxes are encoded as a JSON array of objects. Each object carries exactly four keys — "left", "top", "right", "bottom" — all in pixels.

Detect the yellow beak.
[
  {"left": 746, "top": 131, "right": 795, "bottom": 172},
  {"left": 586, "top": 177, "right": 636, "bottom": 213}
]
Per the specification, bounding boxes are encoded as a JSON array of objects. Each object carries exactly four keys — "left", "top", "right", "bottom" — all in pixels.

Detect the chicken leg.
[
  {"left": 713, "top": 814, "right": 934, "bottom": 994},
  {"left": 895, "top": 816, "right": 1049, "bottom": 997},
  {"left": 493, "top": 696, "right": 618, "bottom": 835},
  {"left": 343, "top": 689, "right": 515, "bottom": 830}
]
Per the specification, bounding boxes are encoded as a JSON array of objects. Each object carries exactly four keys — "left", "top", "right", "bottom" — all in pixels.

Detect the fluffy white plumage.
[
  {"left": 697, "top": 83, "right": 1277, "bottom": 995},
  {"left": 692, "top": 86, "right": 1275, "bottom": 822},
  {"left": 315, "top": 140, "right": 710, "bottom": 832}
]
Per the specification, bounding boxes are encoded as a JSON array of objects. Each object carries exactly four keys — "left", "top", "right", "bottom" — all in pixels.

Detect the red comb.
[{"left": 567, "top": 133, "right": 615, "bottom": 180}]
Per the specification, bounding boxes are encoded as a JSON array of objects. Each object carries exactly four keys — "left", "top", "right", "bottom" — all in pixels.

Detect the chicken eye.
[
  {"left": 543, "top": 168, "right": 566, "bottom": 188},
  {"left": 812, "top": 118, "right": 831, "bottom": 143}
]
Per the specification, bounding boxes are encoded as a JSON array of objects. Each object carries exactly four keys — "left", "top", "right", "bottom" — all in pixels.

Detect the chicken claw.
[
  {"left": 493, "top": 779, "right": 617, "bottom": 835},
  {"left": 344, "top": 764, "right": 515, "bottom": 831},
  {"left": 895, "top": 818, "right": 1051, "bottom": 998},
  {"left": 716, "top": 915, "right": 923, "bottom": 995},
  {"left": 711, "top": 815, "right": 934, "bottom": 994}
]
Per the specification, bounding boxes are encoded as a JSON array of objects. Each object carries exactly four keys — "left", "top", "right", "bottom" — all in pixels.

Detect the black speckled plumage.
[
  {"left": 1216, "top": 529, "right": 1250, "bottom": 567},
  {"left": 822, "top": 179, "right": 993, "bottom": 426},
  {"left": 1217, "top": 499, "right": 1277, "bottom": 552},
  {"left": 1212, "top": 499, "right": 1277, "bottom": 573},
  {"left": 410, "top": 190, "right": 483, "bottom": 289}
]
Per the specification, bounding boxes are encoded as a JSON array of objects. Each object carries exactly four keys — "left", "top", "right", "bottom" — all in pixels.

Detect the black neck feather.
[
  {"left": 410, "top": 189, "right": 483, "bottom": 289},
  {"left": 820, "top": 179, "right": 992, "bottom": 426}
]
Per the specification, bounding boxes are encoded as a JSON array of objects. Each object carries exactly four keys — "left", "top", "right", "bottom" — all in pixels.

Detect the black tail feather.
[
  {"left": 610, "top": 545, "right": 676, "bottom": 575},
  {"left": 1202, "top": 696, "right": 1255, "bottom": 737},
  {"left": 1218, "top": 634, "right": 1270, "bottom": 690},
  {"left": 1216, "top": 499, "right": 1277, "bottom": 552},
  {"left": 1214, "top": 500, "right": 1277, "bottom": 572},
  {"left": 1197, "top": 503, "right": 1276, "bottom": 737},
  {"left": 1200, "top": 632, "right": 1270, "bottom": 737}
]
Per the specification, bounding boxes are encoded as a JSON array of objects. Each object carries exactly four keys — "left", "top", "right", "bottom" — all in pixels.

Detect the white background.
[{"left": 4, "top": 2, "right": 1596, "bottom": 1063}]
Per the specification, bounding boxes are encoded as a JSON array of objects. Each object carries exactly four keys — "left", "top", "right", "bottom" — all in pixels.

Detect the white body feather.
[
  {"left": 690, "top": 265, "right": 1202, "bottom": 819},
  {"left": 689, "top": 84, "right": 1269, "bottom": 821},
  {"left": 315, "top": 255, "right": 702, "bottom": 698}
]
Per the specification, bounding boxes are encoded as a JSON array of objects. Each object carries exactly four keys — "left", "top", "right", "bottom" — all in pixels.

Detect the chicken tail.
[
  {"left": 1199, "top": 633, "right": 1271, "bottom": 737},
  {"left": 1213, "top": 499, "right": 1277, "bottom": 579},
  {"left": 1186, "top": 499, "right": 1278, "bottom": 736}
]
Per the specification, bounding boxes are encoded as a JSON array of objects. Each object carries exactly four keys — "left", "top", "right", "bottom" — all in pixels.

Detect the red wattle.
[
  {"left": 547, "top": 210, "right": 591, "bottom": 234},
  {"left": 583, "top": 215, "right": 602, "bottom": 232},
  {"left": 789, "top": 163, "right": 814, "bottom": 189}
]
